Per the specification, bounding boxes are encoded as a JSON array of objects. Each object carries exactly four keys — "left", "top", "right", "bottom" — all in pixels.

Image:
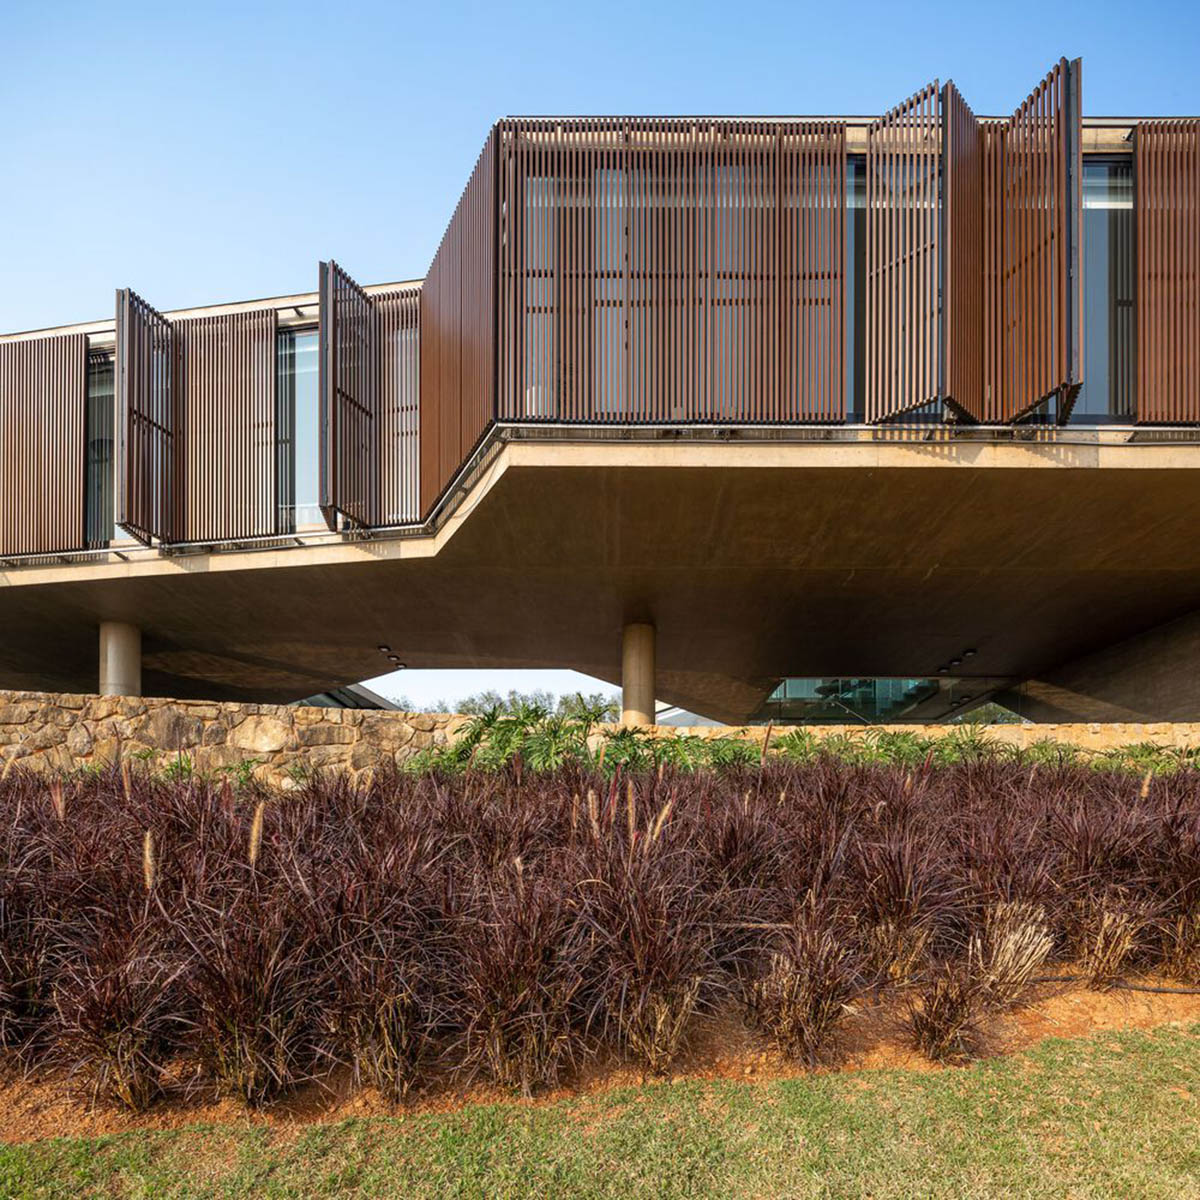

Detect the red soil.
[{"left": 1, "top": 979, "right": 1197, "bottom": 1146}]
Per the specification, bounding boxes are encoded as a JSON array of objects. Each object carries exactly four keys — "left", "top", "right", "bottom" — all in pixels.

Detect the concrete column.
[
  {"left": 621, "top": 621, "right": 656, "bottom": 726},
  {"left": 99, "top": 622, "right": 142, "bottom": 697}
]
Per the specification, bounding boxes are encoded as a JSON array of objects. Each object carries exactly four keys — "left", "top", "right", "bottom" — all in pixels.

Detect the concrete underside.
[{"left": 3, "top": 435, "right": 1200, "bottom": 723}]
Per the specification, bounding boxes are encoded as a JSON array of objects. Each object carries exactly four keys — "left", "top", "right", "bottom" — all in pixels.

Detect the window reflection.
[
  {"left": 756, "top": 678, "right": 940, "bottom": 723},
  {"left": 1073, "top": 158, "right": 1134, "bottom": 421},
  {"left": 276, "top": 330, "right": 320, "bottom": 531},
  {"left": 592, "top": 168, "right": 625, "bottom": 417},
  {"left": 845, "top": 157, "right": 866, "bottom": 422},
  {"left": 85, "top": 355, "right": 115, "bottom": 547},
  {"left": 523, "top": 175, "right": 557, "bottom": 418}
]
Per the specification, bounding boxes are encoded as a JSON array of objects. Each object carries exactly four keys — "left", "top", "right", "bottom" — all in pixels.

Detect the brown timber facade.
[{"left": 2, "top": 57, "right": 1199, "bottom": 562}]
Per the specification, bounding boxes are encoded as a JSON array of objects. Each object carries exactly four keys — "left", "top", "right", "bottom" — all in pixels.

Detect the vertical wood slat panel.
[
  {"left": 319, "top": 260, "right": 379, "bottom": 529},
  {"left": 982, "top": 123, "right": 1007, "bottom": 420},
  {"left": 942, "top": 82, "right": 984, "bottom": 418},
  {"left": 118, "top": 296, "right": 280, "bottom": 545},
  {"left": 116, "top": 289, "right": 177, "bottom": 544},
  {"left": 377, "top": 287, "right": 421, "bottom": 523},
  {"left": 419, "top": 129, "right": 497, "bottom": 519},
  {"left": 174, "top": 310, "right": 278, "bottom": 541},
  {"left": 1137, "top": 119, "right": 1200, "bottom": 423},
  {"left": 0, "top": 333, "right": 88, "bottom": 556},
  {"left": 866, "top": 83, "right": 942, "bottom": 422},
  {"left": 995, "top": 57, "right": 1083, "bottom": 421},
  {"left": 779, "top": 123, "right": 845, "bottom": 420},
  {"left": 493, "top": 118, "right": 845, "bottom": 427}
]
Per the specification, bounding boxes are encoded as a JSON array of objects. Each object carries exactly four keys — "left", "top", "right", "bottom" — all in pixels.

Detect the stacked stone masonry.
[
  {"left": 1, "top": 691, "right": 1199, "bottom": 788},
  {"left": 0, "top": 691, "right": 469, "bottom": 787}
]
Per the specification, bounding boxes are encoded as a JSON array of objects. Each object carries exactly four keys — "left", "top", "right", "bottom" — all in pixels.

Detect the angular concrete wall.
[{"left": 1001, "top": 608, "right": 1200, "bottom": 723}]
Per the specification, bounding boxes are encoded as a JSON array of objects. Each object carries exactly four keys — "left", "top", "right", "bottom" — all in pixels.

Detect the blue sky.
[
  {"left": 4, "top": 0, "right": 1196, "bottom": 709},
  {"left": 5, "top": 0, "right": 1197, "bottom": 337}
]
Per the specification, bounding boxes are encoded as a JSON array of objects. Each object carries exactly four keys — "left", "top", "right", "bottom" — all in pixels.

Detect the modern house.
[{"left": 2, "top": 58, "right": 1199, "bottom": 725}]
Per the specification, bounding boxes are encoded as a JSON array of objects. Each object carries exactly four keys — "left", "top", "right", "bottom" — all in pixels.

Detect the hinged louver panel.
[
  {"left": 0, "top": 333, "right": 88, "bottom": 556},
  {"left": 1136, "top": 119, "right": 1200, "bottom": 423},
  {"left": 319, "top": 260, "right": 379, "bottom": 529},
  {"left": 995, "top": 57, "right": 1083, "bottom": 421},
  {"left": 866, "top": 83, "right": 942, "bottom": 422},
  {"left": 116, "top": 289, "right": 177, "bottom": 545},
  {"left": 942, "top": 82, "right": 984, "bottom": 420},
  {"left": 118, "top": 291, "right": 282, "bottom": 545},
  {"left": 175, "top": 309, "right": 278, "bottom": 541}
]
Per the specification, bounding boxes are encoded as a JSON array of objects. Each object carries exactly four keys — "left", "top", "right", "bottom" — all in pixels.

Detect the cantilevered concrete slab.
[{"left": 2, "top": 431, "right": 1200, "bottom": 723}]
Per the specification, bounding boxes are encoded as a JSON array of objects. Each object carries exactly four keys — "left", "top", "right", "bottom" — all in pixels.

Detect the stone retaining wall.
[
  {"left": 0, "top": 691, "right": 468, "bottom": 787},
  {"left": 0, "top": 690, "right": 1197, "bottom": 787}
]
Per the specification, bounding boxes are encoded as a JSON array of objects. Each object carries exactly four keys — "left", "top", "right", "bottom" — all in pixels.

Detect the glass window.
[
  {"left": 755, "top": 677, "right": 941, "bottom": 723},
  {"left": 85, "top": 355, "right": 115, "bottom": 547},
  {"left": 523, "top": 175, "right": 557, "bottom": 417},
  {"left": 1073, "top": 158, "right": 1134, "bottom": 421},
  {"left": 845, "top": 157, "right": 866, "bottom": 422},
  {"left": 276, "top": 329, "right": 320, "bottom": 530},
  {"left": 592, "top": 168, "right": 626, "bottom": 416}
]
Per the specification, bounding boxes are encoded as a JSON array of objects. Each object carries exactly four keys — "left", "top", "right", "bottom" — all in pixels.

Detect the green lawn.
[{"left": 3, "top": 1025, "right": 1198, "bottom": 1199}]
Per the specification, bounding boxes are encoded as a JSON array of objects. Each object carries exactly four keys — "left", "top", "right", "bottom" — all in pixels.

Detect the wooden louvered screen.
[
  {"left": 493, "top": 118, "right": 847, "bottom": 429},
  {"left": 1136, "top": 120, "right": 1200, "bottom": 423},
  {"left": 420, "top": 131, "right": 496, "bottom": 518},
  {"left": 116, "top": 289, "right": 178, "bottom": 545},
  {"left": 0, "top": 334, "right": 88, "bottom": 556},
  {"left": 378, "top": 288, "right": 421, "bottom": 524},
  {"left": 866, "top": 83, "right": 942, "bottom": 421},
  {"left": 781, "top": 124, "right": 846, "bottom": 420},
  {"left": 492, "top": 117, "right": 849, "bottom": 427},
  {"left": 319, "top": 260, "right": 378, "bottom": 529},
  {"left": 174, "top": 310, "right": 278, "bottom": 541},
  {"left": 993, "top": 57, "right": 1083, "bottom": 421},
  {"left": 942, "top": 83, "right": 984, "bottom": 419}
]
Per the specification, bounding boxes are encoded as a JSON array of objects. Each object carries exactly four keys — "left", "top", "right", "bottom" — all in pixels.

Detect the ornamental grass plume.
[
  {"left": 142, "top": 830, "right": 155, "bottom": 892},
  {"left": 248, "top": 800, "right": 265, "bottom": 868}
]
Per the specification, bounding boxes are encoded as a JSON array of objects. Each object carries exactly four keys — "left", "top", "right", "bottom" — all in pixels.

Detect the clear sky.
[
  {"left": 360, "top": 667, "right": 617, "bottom": 712},
  {"left": 4, "top": 0, "right": 1197, "bottom": 709},
  {"left": 5, "top": 0, "right": 1197, "bottom": 336}
]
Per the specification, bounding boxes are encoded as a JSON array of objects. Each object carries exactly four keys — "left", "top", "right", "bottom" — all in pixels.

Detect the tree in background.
[
  {"left": 446, "top": 689, "right": 620, "bottom": 721},
  {"left": 951, "top": 702, "right": 1025, "bottom": 726}
]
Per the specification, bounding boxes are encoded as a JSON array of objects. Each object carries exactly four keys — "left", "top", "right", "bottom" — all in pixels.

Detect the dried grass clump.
[
  {"left": 863, "top": 920, "right": 930, "bottom": 986},
  {"left": 746, "top": 896, "right": 861, "bottom": 1064},
  {"left": 971, "top": 902, "right": 1053, "bottom": 1010},
  {"left": 907, "top": 962, "right": 983, "bottom": 1062},
  {"left": 619, "top": 977, "right": 702, "bottom": 1075},
  {"left": 1076, "top": 895, "right": 1150, "bottom": 989},
  {"left": 1161, "top": 907, "right": 1200, "bottom": 984}
]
